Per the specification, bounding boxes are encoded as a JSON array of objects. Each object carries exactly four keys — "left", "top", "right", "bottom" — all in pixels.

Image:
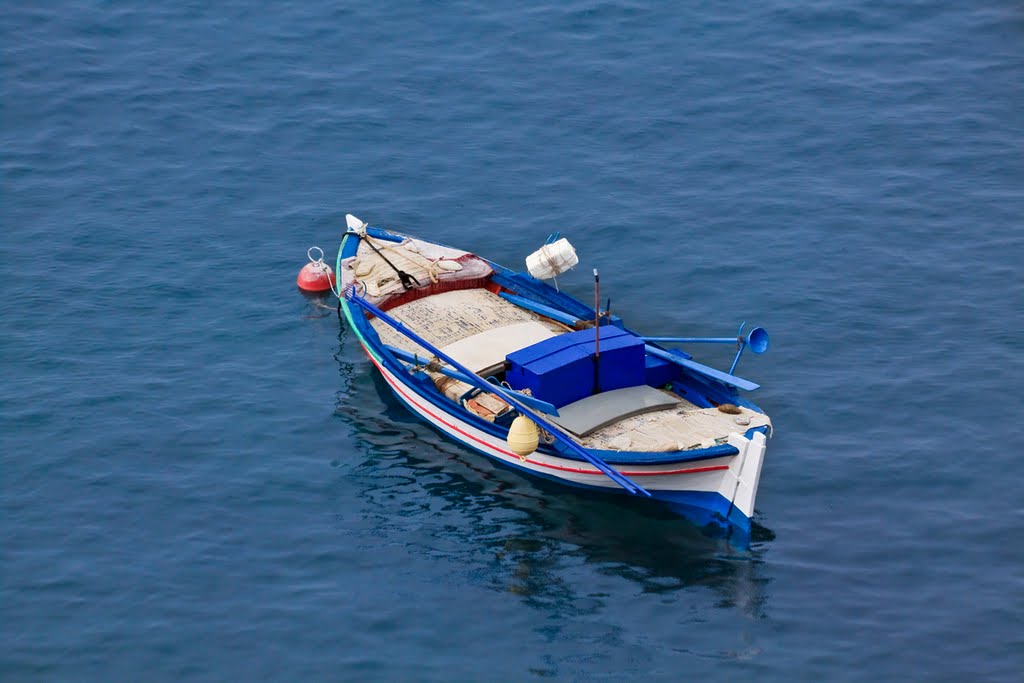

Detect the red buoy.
[{"left": 297, "top": 247, "right": 336, "bottom": 293}]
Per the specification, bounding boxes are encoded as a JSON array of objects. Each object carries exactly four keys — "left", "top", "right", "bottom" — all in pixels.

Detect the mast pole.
[{"left": 593, "top": 269, "right": 601, "bottom": 395}]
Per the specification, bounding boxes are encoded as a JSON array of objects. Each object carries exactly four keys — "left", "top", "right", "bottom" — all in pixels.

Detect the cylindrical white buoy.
[{"left": 526, "top": 238, "right": 578, "bottom": 280}]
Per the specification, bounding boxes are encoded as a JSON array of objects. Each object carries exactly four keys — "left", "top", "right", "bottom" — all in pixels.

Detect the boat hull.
[{"left": 358, "top": 340, "right": 767, "bottom": 545}]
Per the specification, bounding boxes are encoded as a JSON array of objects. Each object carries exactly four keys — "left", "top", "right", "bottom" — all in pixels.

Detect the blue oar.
[
  {"left": 644, "top": 345, "right": 761, "bottom": 391},
  {"left": 346, "top": 291, "right": 651, "bottom": 497},
  {"left": 382, "top": 343, "right": 561, "bottom": 416},
  {"left": 643, "top": 323, "right": 769, "bottom": 375}
]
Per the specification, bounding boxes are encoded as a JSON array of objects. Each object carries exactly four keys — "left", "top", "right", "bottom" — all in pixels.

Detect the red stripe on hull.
[{"left": 363, "top": 350, "right": 730, "bottom": 479}]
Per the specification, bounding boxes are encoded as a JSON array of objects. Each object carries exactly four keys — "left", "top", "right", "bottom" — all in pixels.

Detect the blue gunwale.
[{"left": 336, "top": 227, "right": 770, "bottom": 467}]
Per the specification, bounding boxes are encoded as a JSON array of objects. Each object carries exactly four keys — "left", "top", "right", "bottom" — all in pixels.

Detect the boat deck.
[
  {"left": 370, "top": 288, "right": 570, "bottom": 361},
  {"left": 580, "top": 402, "right": 771, "bottom": 452},
  {"left": 370, "top": 287, "right": 771, "bottom": 452}
]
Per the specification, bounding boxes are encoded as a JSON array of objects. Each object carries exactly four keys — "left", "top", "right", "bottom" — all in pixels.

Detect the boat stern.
[{"left": 722, "top": 429, "right": 768, "bottom": 522}]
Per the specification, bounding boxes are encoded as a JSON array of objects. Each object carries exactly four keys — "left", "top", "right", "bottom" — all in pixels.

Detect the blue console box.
[
  {"left": 505, "top": 326, "right": 646, "bottom": 407},
  {"left": 644, "top": 354, "right": 681, "bottom": 388}
]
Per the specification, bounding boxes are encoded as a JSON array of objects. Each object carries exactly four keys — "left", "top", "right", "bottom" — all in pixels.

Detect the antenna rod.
[{"left": 593, "top": 269, "right": 601, "bottom": 395}]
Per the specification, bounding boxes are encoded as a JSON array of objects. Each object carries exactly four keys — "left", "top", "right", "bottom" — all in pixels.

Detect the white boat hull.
[{"left": 364, "top": 348, "right": 767, "bottom": 540}]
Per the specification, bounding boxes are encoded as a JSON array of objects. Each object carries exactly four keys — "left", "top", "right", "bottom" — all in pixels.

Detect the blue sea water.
[{"left": 2, "top": 1, "right": 1022, "bottom": 680}]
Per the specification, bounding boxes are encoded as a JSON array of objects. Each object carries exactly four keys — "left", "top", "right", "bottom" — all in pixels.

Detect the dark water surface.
[{"left": 3, "top": 2, "right": 1022, "bottom": 681}]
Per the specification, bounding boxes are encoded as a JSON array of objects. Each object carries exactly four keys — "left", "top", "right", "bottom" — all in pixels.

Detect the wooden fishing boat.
[{"left": 333, "top": 214, "right": 773, "bottom": 545}]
